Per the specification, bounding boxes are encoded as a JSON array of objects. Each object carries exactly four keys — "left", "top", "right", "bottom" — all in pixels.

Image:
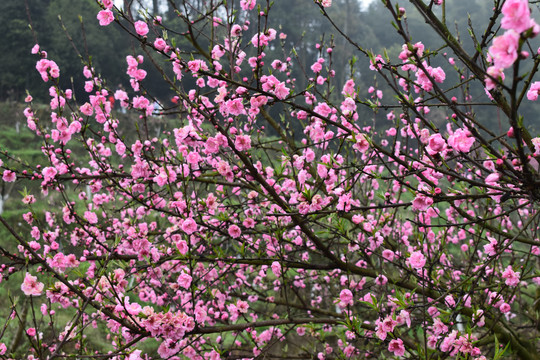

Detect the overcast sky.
[{"left": 360, "top": 0, "right": 377, "bottom": 10}]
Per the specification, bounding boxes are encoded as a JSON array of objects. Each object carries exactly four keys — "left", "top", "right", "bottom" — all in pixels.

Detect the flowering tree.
[{"left": 1, "top": 0, "right": 540, "bottom": 359}]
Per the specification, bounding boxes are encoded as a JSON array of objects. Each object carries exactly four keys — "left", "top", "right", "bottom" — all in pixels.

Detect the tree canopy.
[{"left": 0, "top": 0, "right": 540, "bottom": 359}]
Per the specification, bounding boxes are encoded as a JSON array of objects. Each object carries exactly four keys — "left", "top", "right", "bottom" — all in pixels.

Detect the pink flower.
[
  {"left": 42, "top": 166, "right": 58, "bottom": 182},
  {"left": 26, "top": 328, "right": 36, "bottom": 337},
  {"left": 499, "top": 302, "right": 511, "bottom": 313},
  {"left": 134, "top": 21, "right": 149, "bottom": 36},
  {"left": 409, "top": 251, "right": 426, "bottom": 269},
  {"left": 133, "top": 96, "right": 152, "bottom": 115},
  {"left": 182, "top": 218, "right": 198, "bottom": 234},
  {"left": 485, "top": 172, "right": 500, "bottom": 185},
  {"left": 128, "top": 350, "right": 143, "bottom": 360},
  {"left": 412, "top": 193, "right": 433, "bottom": 212},
  {"left": 194, "top": 306, "right": 207, "bottom": 323},
  {"left": 177, "top": 273, "right": 192, "bottom": 289},
  {"left": 101, "top": 0, "right": 114, "bottom": 9},
  {"left": 231, "top": 24, "right": 242, "bottom": 37},
  {"left": 427, "top": 133, "right": 446, "bottom": 154},
  {"left": 154, "top": 38, "right": 166, "bottom": 51},
  {"left": 21, "top": 273, "right": 44, "bottom": 296},
  {"left": 488, "top": 30, "right": 520, "bottom": 69},
  {"left": 398, "top": 42, "right": 424, "bottom": 62},
  {"left": 388, "top": 338, "right": 405, "bottom": 357},
  {"left": 97, "top": 10, "right": 114, "bottom": 26},
  {"left": 380, "top": 316, "right": 397, "bottom": 332},
  {"left": 375, "top": 316, "right": 396, "bottom": 340},
  {"left": 114, "top": 89, "right": 128, "bottom": 101},
  {"left": 448, "top": 128, "right": 475, "bottom": 153},
  {"left": 339, "top": 289, "right": 353, "bottom": 306},
  {"left": 84, "top": 211, "right": 98, "bottom": 224},
  {"left": 236, "top": 300, "right": 249, "bottom": 313},
  {"left": 36, "top": 59, "right": 60, "bottom": 82},
  {"left": 414, "top": 61, "right": 445, "bottom": 92},
  {"left": 533, "top": 137, "right": 540, "bottom": 155},
  {"left": 527, "top": 81, "right": 540, "bottom": 100},
  {"left": 485, "top": 66, "right": 505, "bottom": 91},
  {"left": 226, "top": 98, "right": 246, "bottom": 116},
  {"left": 271, "top": 261, "right": 281, "bottom": 277},
  {"left": 483, "top": 237, "right": 498, "bottom": 256},
  {"left": 235, "top": 135, "right": 251, "bottom": 151},
  {"left": 84, "top": 81, "right": 94, "bottom": 92},
  {"left": 240, "top": 0, "right": 256, "bottom": 10},
  {"left": 187, "top": 59, "right": 208, "bottom": 73},
  {"left": 501, "top": 0, "right": 531, "bottom": 33},
  {"left": 440, "top": 330, "right": 458, "bottom": 352},
  {"left": 80, "top": 102, "right": 93, "bottom": 116},
  {"left": 176, "top": 239, "right": 188, "bottom": 255},
  {"left": 319, "top": 0, "right": 332, "bottom": 7},
  {"left": 501, "top": 265, "right": 520, "bottom": 286},
  {"left": 369, "top": 54, "right": 385, "bottom": 71},
  {"left": 382, "top": 249, "right": 395, "bottom": 261},
  {"left": 22, "top": 195, "right": 36, "bottom": 204},
  {"left": 431, "top": 318, "right": 448, "bottom": 335},
  {"left": 398, "top": 310, "right": 411, "bottom": 328},
  {"left": 311, "top": 61, "right": 323, "bottom": 73},
  {"left": 273, "top": 81, "right": 290, "bottom": 99},
  {"left": 157, "top": 339, "right": 181, "bottom": 358},
  {"left": 251, "top": 33, "right": 269, "bottom": 47},
  {"left": 342, "top": 79, "right": 356, "bottom": 97},
  {"left": 2, "top": 170, "right": 16, "bottom": 183},
  {"left": 341, "top": 97, "right": 356, "bottom": 115},
  {"left": 83, "top": 65, "right": 93, "bottom": 78},
  {"left": 228, "top": 224, "right": 241, "bottom": 238}
]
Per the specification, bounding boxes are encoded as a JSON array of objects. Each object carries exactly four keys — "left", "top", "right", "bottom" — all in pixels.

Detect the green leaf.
[{"left": 493, "top": 335, "right": 510, "bottom": 360}]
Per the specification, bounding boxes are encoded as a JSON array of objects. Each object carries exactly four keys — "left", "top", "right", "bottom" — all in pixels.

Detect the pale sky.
[{"left": 360, "top": 0, "right": 377, "bottom": 11}]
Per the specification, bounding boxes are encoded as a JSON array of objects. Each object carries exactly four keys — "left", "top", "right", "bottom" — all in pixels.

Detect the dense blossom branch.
[{"left": 0, "top": 0, "right": 539, "bottom": 359}]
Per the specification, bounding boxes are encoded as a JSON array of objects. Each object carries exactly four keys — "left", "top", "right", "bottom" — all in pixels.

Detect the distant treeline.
[{"left": 3, "top": 0, "right": 540, "bottom": 132}]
